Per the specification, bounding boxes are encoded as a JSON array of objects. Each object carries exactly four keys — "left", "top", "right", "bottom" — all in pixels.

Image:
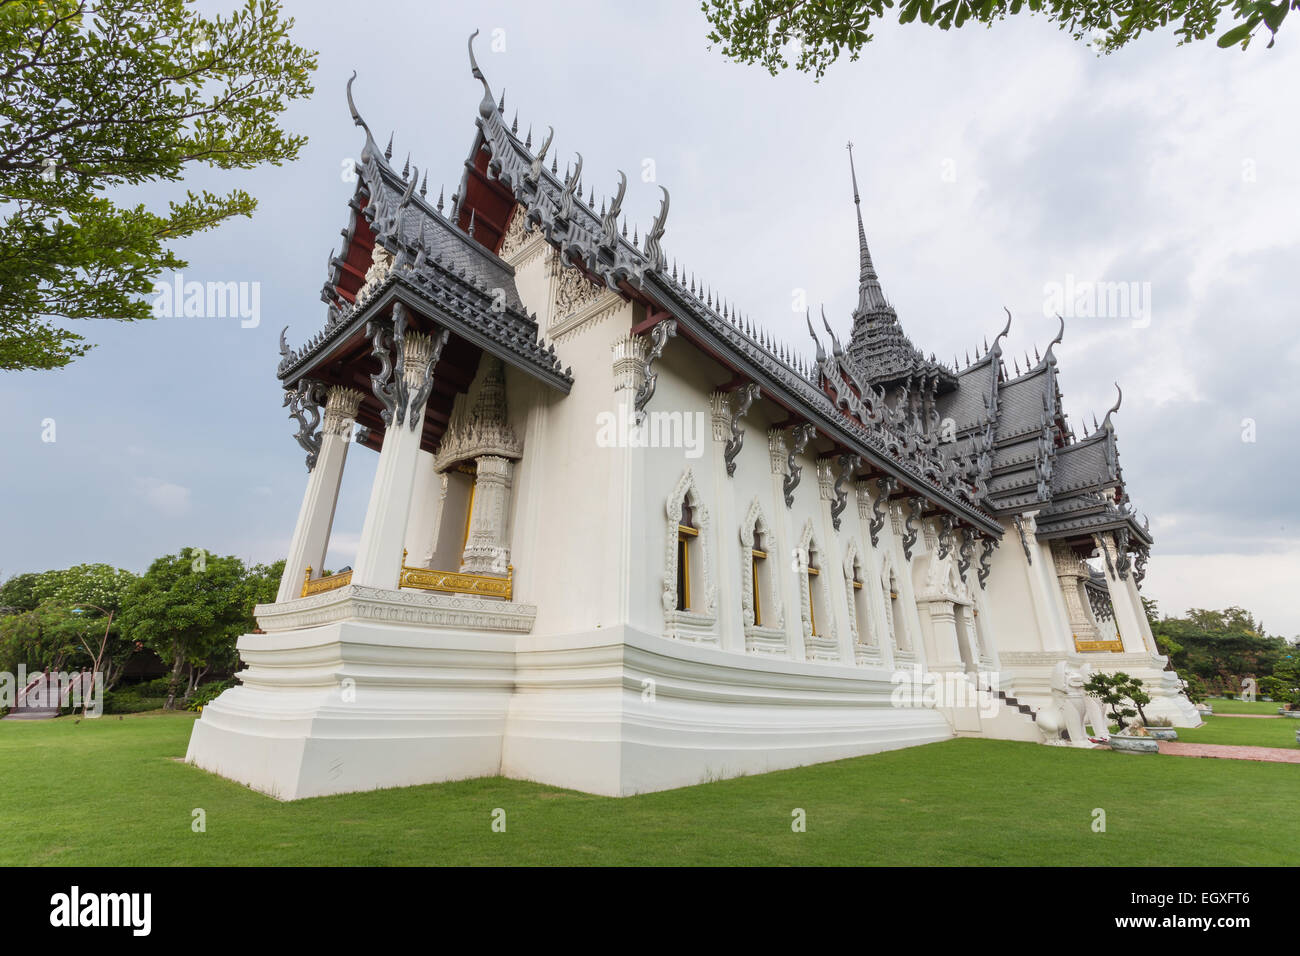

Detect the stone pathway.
[
  {"left": 1156, "top": 741, "right": 1300, "bottom": 764},
  {"left": 1213, "top": 713, "right": 1280, "bottom": 719}
]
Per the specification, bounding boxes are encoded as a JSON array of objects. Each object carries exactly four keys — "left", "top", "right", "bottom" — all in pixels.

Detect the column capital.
[{"left": 322, "top": 386, "right": 365, "bottom": 436}]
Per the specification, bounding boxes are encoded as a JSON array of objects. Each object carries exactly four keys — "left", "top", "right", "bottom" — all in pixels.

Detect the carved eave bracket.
[
  {"left": 870, "top": 476, "right": 898, "bottom": 546},
  {"left": 723, "top": 383, "right": 760, "bottom": 478},
  {"left": 1012, "top": 514, "right": 1033, "bottom": 565},
  {"left": 284, "top": 378, "right": 328, "bottom": 472},
  {"left": 957, "top": 526, "right": 976, "bottom": 580},
  {"left": 977, "top": 535, "right": 998, "bottom": 590},
  {"left": 632, "top": 319, "right": 677, "bottom": 422},
  {"left": 902, "top": 496, "right": 925, "bottom": 561},
  {"left": 831, "top": 454, "right": 862, "bottom": 531},
  {"left": 783, "top": 423, "right": 816, "bottom": 508},
  {"left": 936, "top": 515, "right": 957, "bottom": 562}
]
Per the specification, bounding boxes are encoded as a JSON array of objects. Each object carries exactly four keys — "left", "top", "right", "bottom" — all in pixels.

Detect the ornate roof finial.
[
  {"left": 1100, "top": 382, "right": 1122, "bottom": 431},
  {"left": 384, "top": 132, "right": 393, "bottom": 160},
  {"left": 1043, "top": 313, "right": 1065, "bottom": 365},
  {"left": 467, "top": 31, "right": 496, "bottom": 120},
  {"left": 847, "top": 141, "right": 888, "bottom": 318},
  {"left": 345, "top": 72, "right": 378, "bottom": 161}
]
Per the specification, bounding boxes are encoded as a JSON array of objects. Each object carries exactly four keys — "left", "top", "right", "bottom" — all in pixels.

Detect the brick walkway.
[
  {"left": 1156, "top": 741, "right": 1300, "bottom": 763},
  {"left": 1214, "top": 713, "right": 1281, "bottom": 719}
]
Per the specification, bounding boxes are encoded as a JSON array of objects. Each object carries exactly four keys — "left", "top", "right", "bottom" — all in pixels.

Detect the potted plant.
[
  {"left": 1086, "top": 671, "right": 1159, "bottom": 754},
  {"left": 1143, "top": 714, "right": 1178, "bottom": 741}
]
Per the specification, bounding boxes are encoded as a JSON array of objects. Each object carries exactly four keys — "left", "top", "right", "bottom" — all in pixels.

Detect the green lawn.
[
  {"left": 1206, "top": 698, "right": 1284, "bottom": 715},
  {"left": 1177, "top": 714, "right": 1300, "bottom": 749},
  {"left": 1, "top": 712, "right": 1295, "bottom": 866}
]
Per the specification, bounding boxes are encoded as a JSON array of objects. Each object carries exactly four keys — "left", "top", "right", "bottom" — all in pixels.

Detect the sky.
[{"left": 1, "top": 1, "right": 1298, "bottom": 635}]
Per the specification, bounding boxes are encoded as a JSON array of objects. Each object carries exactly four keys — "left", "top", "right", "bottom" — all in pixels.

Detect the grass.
[
  {"left": 1177, "top": 714, "right": 1299, "bottom": 749},
  {"left": 1206, "top": 698, "right": 1284, "bottom": 715},
  {"left": 0, "top": 712, "right": 1296, "bottom": 866}
]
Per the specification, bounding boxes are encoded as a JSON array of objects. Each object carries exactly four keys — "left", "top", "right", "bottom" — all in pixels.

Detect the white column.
[
  {"left": 1095, "top": 532, "right": 1147, "bottom": 654},
  {"left": 276, "top": 386, "right": 363, "bottom": 602},
  {"left": 352, "top": 331, "right": 442, "bottom": 589},
  {"left": 817, "top": 459, "right": 852, "bottom": 664},
  {"left": 855, "top": 480, "right": 895, "bottom": 669},
  {"left": 461, "top": 455, "right": 514, "bottom": 574},
  {"left": 709, "top": 392, "right": 742, "bottom": 652},
  {"left": 403, "top": 450, "right": 441, "bottom": 569},
  {"left": 769, "top": 428, "right": 805, "bottom": 662}
]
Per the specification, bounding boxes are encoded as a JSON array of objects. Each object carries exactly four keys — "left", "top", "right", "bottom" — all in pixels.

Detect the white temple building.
[{"left": 186, "top": 34, "right": 1199, "bottom": 800}]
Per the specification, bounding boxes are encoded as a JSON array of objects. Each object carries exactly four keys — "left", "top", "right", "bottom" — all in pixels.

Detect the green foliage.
[
  {"left": 1259, "top": 647, "right": 1300, "bottom": 709},
  {"left": 1085, "top": 671, "right": 1147, "bottom": 731},
  {"left": 100, "top": 692, "right": 168, "bottom": 715},
  {"left": 1150, "top": 605, "right": 1288, "bottom": 695},
  {"left": 2, "top": 724, "right": 1298, "bottom": 865},
  {"left": 186, "top": 678, "right": 236, "bottom": 712},
  {"left": 0, "top": 0, "right": 316, "bottom": 370},
  {"left": 701, "top": 0, "right": 1294, "bottom": 79},
  {"left": 117, "top": 549, "right": 255, "bottom": 708},
  {"left": 0, "top": 564, "right": 138, "bottom": 692}
]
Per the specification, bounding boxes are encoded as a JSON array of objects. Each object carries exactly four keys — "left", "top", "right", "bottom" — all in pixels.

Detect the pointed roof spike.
[
  {"left": 1092, "top": 412, "right": 1100, "bottom": 431},
  {"left": 621, "top": 217, "right": 628, "bottom": 238},
  {"left": 436, "top": 186, "right": 445, "bottom": 213},
  {"left": 525, "top": 125, "right": 532, "bottom": 148},
  {"left": 1013, "top": 357, "right": 1021, "bottom": 375},
  {"left": 498, "top": 89, "right": 506, "bottom": 113},
  {"left": 401, "top": 153, "right": 410, "bottom": 179},
  {"left": 632, "top": 225, "right": 638, "bottom": 246},
  {"left": 384, "top": 132, "right": 393, "bottom": 160},
  {"left": 983, "top": 335, "right": 990, "bottom": 352},
  {"left": 1034, "top": 344, "right": 1041, "bottom": 362},
  {"left": 467, "top": 208, "right": 476, "bottom": 238},
  {"left": 551, "top": 153, "right": 558, "bottom": 174},
  {"left": 467, "top": 31, "right": 497, "bottom": 119},
  {"left": 846, "top": 140, "right": 888, "bottom": 318},
  {"left": 965, "top": 349, "right": 971, "bottom": 365},
  {"left": 1100, "top": 383, "right": 1123, "bottom": 430},
  {"left": 419, "top": 170, "right": 428, "bottom": 198},
  {"left": 511, "top": 110, "right": 518, "bottom": 134}
]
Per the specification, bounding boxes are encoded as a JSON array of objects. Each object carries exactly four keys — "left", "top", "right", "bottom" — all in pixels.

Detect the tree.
[
  {"left": 0, "top": 564, "right": 137, "bottom": 695},
  {"left": 0, "top": 0, "right": 316, "bottom": 371},
  {"left": 117, "top": 550, "right": 253, "bottom": 708},
  {"left": 1085, "top": 671, "right": 1140, "bottom": 731},
  {"left": 701, "top": 0, "right": 1293, "bottom": 79},
  {"left": 1260, "top": 648, "right": 1300, "bottom": 710}
]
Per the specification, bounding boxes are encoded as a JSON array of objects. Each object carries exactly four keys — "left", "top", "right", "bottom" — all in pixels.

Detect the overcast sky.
[{"left": 2, "top": 1, "right": 1297, "bottom": 635}]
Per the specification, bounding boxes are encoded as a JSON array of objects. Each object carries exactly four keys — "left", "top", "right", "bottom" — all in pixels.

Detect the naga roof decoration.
[
  {"left": 278, "top": 31, "right": 1151, "bottom": 554},
  {"left": 276, "top": 72, "right": 572, "bottom": 395}
]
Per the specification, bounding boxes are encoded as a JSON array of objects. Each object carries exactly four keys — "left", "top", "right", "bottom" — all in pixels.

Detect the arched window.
[
  {"left": 797, "top": 520, "right": 838, "bottom": 661},
  {"left": 676, "top": 502, "right": 698, "bottom": 611},
  {"left": 882, "top": 557, "right": 912, "bottom": 659},
  {"left": 663, "top": 468, "right": 717, "bottom": 642},
  {"left": 843, "top": 540, "right": 877, "bottom": 662},
  {"left": 740, "top": 497, "right": 784, "bottom": 654}
]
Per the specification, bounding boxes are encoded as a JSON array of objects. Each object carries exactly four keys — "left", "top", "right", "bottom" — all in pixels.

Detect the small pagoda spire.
[
  {"left": 498, "top": 90, "right": 506, "bottom": 113},
  {"left": 384, "top": 133, "right": 393, "bottom": 160},
  {"left": 525, "top": 126, "right": 532, "bottom": 148},
  {"left": 436, "top": 186, "right": 445, "bottom": 213},
  {"left": 511, "top": 111, "right": 518, "bottom": 134},
  {"left": 847, "top": 141, "right": 889, "bottom": 319},
  {"left": 419, "top": 170, "right": 427, "bottom": 198},
  {"left": 401, "top": 153, "right": 410, "bottom": 179}
]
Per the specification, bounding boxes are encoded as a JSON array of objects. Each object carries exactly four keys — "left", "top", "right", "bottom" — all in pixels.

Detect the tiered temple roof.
[{"left": 280, "top": 33, "right": 1152, "bottom": 561}]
